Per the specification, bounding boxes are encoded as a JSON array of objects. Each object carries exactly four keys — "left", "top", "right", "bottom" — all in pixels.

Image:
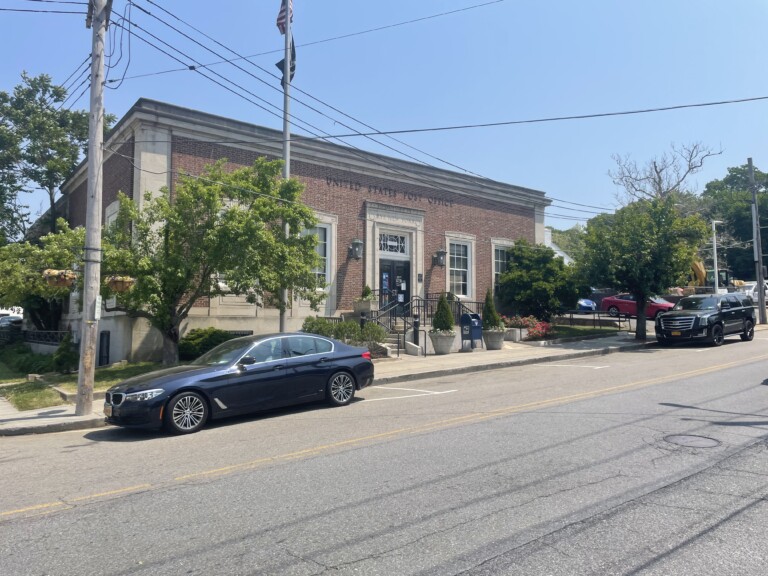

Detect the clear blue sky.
[{"left": 2, "top": 0, "right": 767, "bottom": 230}]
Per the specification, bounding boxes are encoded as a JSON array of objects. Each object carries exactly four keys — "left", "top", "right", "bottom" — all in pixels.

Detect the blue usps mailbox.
[{"left": 460, "top": 313, "right": 483, "bottom": 350}]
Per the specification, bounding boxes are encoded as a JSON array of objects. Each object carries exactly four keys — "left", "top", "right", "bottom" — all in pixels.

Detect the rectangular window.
[
  {"left": 494, "top": 247, "right": 508, "bottom": 285},
  {"left": 305, "top": 226, "right": 328, "bottom": 288},
  {"left": 449, "top": 242, "right": 469, "bottom": 296}
]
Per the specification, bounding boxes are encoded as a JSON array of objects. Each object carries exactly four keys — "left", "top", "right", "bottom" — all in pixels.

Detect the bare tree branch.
[{"left": 609, "top": 142, "right": 722, "bottom": 204}]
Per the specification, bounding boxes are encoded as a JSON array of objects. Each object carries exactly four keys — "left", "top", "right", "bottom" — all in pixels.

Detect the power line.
[
  {"left": 112, "top": 0, "right": 506, "bottom": 81},
  {"left": 311, "top": 96, "right": 768, "bottom": 139},
  {"left": 119, "top": 2, "right": 611, "bottom": 218}
]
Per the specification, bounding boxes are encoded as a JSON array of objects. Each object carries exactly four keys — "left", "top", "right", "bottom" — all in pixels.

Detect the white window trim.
[
  {"left": 301, "top": 212, "right": 337, "bottom": 315},
  {"left": 492, "top": 238, "right": 514, "bottom": 285},
  {"left": 445, "top": 232, "right": 476, "bottom": 300}
]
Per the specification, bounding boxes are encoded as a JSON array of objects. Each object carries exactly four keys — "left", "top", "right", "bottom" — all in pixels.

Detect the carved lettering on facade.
[{"left": 325, "top": 177, "right": 454, "bottom": 208}]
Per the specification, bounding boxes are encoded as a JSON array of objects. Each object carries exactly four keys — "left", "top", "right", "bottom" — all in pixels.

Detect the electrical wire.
[{"left": 117, "top": 3, "right": 610, "bottom": 219}]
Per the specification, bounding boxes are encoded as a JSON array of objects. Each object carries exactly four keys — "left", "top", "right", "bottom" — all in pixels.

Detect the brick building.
[{"left": 58, "top": 99, "right": 550, "bottom": 362}]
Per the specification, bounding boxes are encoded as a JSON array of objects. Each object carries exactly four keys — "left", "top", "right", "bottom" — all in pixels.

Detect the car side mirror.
[{"left": 237, "top": 356, "right": 256, "bottom": 367}]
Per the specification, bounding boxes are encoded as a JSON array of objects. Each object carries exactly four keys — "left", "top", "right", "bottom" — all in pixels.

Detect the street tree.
[
  {"left": 497, "top": 239, "right": 579, "bottom": 320},
  {"left": 0, "top": 219, "right": 84, "bottom": 329},
  {"left": 103, "top": 158, "right": 324, "bottom": 365},
  {"left": 701, "top": 164, "right": 768, "bottom": 281},
  {"left": 549, "top": 224, "right": 586, "bottom": 262},
  {"left": 610, "top": 142, "right": 720, "bottom": 203},
  {"left": 0, "top": 73, "right": 113, "bottom": 239},
  {"left": 579, "top": 198, "right": 707, "bottom": 339}
]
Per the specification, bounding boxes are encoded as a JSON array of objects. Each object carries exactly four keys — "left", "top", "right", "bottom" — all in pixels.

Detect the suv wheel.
[
  {"left": 710, "top": 324, "right": 724, "bottom": 347},
  {"left": 740, "top": 320, "right": 755, "bottom": 341}
]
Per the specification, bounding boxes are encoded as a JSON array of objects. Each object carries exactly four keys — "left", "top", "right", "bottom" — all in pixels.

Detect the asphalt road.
[{"left": 1, "top": 336, "right": 768, "bottom": 575}]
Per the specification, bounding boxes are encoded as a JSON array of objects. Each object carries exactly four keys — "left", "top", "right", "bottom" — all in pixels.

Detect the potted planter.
[
  {"left": 353, "top": 284, "right": 378, "bottom": 314},
  {"left": 481, "top": 288, "right": 505, "bottom": 350},
  {"left": 42, "top": 269, "right": 76, "bottom": 288},
  {"left": 429, "top": 293, "right": 456, "bottom": 355},
  {"left": 483, "top": 329, "right": 505, "bottom": 350},
  {"left": 106, "top": 276, "right": 136, "bottom": 293}
]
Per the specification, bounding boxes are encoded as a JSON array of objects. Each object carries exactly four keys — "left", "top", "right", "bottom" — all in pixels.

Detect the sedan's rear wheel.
[
  {"left": 327, "top": 372, "right": 355, "bottom": 407},
  {"left": 710, "top": 324, "right": 724, "bottom": 347},
  {"left": 741, "top": 320, "right": 755, "bottom": 341},
  {"left": 165, "top": 391, "right": 208, "bottom": 434},
  {"left": 607, "top": 306, "right": 620, "bottom": 317}
]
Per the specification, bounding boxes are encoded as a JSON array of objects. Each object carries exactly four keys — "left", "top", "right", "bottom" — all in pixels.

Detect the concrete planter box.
[
  {"left": 483, "top": 330, "right": 506, "bottom": 350},
  {"left": 504, "top": 328, "right": 528, "bottom": 341},
  {"left": 429, "top": 332, "right": 455, "bottom": 355},
  {"left": 353, "top": 300, "right": 378, "bottom": 315}
]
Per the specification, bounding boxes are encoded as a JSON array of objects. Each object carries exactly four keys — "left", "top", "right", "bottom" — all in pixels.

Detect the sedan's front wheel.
[
  {"left": 165, "top": 391, "right": 208, "bottom": 434},
  {"left": 327, "top": 372, "right": 355, "bottom": 407},
  {"left": 607, "top": 306, "right": 620, "bottom": 317}
]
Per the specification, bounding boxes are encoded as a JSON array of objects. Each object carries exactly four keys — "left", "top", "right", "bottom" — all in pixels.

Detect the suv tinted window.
[{"left": 674, "top": 297, "right": 717, "bottom": 311}]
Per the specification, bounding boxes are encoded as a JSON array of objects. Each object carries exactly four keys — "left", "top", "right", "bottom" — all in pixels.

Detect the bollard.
[
  {"left": 360, "top": 311, "right": 367, "bottom": 330},
  {"left": 413, "top": 313, "right": 420, "bottom": 346}
]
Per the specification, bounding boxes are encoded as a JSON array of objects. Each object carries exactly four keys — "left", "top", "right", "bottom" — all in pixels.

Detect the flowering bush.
[
  {"left": 525, "top": 321, "right": 553, "bottom": 340},
  {"left": 502, "top": 315, "right": 538, "bottom": 329}
]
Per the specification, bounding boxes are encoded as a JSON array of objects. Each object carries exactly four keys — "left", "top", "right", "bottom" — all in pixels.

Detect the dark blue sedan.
[{"left": 104, "top": 333, "right": 375, "bottom": 434}]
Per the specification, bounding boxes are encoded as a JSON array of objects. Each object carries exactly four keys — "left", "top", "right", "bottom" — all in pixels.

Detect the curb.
[
  {"left": 0, "top": 417, "right": 106, "bottom": 436},
  {"left": 1, "top": 338, "right": 655, "bottom": 435},
  {"left": 374, "top": 340, "right": 651, "bottom": 385}
]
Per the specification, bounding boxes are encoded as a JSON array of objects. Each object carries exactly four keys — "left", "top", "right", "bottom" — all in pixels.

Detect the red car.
[{"left": 600, "top": 294, "right": 674, "bottom": 319}]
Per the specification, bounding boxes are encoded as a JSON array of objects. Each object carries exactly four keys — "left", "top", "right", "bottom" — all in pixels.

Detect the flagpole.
[{"left": 279, "top": 1, "right": 291, "bottom": 332}]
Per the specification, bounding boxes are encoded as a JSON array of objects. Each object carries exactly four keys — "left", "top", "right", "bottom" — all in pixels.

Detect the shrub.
[
  {"left": 0, "top": 342, "right": 54, "bottom": 374},
  {"left": 431, "top": 293, "right": 455, "bottom": 333},
  {"left": 301, "top": 316, "right": 336, "bottom": 337},
  {"left": 333, "top": 320, "right": 362, "bottom": 343},
  {"left": 482, "top": 288, "right": 503, "bottom": 330},
  {"left": 525, "top": 321, "right": 553, "bottom": 340},
  {"left": 53, "top": 333, "right": 79, "bottom": 374},
  {"left": 178, "top": 327, "right": 238, "bottom": 360},
  {"left": 359, "top": 322, "right": 387, "bottom": 347},
  {"left": 358, "top": 285, "right": 376, "bottom": 302}
]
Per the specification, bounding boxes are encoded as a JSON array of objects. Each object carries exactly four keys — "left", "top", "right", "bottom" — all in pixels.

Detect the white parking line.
[{"left": 365, "top": 387, "right": 458, "bottom": 402}]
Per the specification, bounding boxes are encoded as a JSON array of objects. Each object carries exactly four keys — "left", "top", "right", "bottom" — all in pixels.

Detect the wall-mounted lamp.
[
  {"left": 432, "top": 247, "right": 447, "bottom": 267},
  {"left": 348, "top": 238, "right": 364, "bottom": 260}
]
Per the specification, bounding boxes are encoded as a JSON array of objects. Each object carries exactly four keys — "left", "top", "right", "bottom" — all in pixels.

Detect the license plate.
[
  {"left": 104, "top": 404, "right": 112, "bottom": 417},
  {"left": 671, "top": 331, "right": 681, "bottom": 336}
]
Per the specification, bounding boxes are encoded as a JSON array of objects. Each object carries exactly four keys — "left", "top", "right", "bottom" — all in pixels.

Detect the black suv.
[{"left": 655, "top": 294, "right": 755, "bottom": 346}]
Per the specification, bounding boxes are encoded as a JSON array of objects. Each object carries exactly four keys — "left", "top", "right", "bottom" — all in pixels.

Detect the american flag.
[{"left": 276, "top": 0, "right": 293, "bottom": 35}]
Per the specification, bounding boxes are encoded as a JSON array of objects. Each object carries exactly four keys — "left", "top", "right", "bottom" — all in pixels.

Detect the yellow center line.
[
  {"left": 5, "top": 354, "right": 765, "bottom": 517},
  {"left": 176, "top": 355, "right": 763, "bottom": 481},
  {"left": 1, "top": 484, "right": 151, "bottom": 519}
]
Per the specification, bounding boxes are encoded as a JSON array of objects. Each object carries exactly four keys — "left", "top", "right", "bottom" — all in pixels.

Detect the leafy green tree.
[
  {"left": 0, "top": 219, "right": 84, "bottom": 329},
  {"left": 579, "top": 198, "right": 707, "bottom": 339},
  {"left": 103, "top": 158, "right": 324, "bottom": 365},
  {"left": 549, "top": 224, "right": 586, "bottom": 262},
  {"left": 497, "top": 240, "right": 578, "bottom": 320},
  {"left": 0, "top": 73, "right": 97, "bottom": 238},
  {"left": 701, "top": 164, "right": 768, "bottom": 281}
]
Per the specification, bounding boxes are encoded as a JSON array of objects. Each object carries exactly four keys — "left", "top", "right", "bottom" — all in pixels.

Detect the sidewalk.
[{"left": 0, "top": 332, "right": 651, "bottom": 436}]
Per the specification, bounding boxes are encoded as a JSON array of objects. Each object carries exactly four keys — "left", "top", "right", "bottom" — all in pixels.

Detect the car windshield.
[
  {"left": 191, "top": 338, "right": 256, "bottom": 366},
  {"left": 674, "top": 297, "right": 718, "bottom": 311},
  {"left": 649, "top": 297, "right": 669, "bottom": 304}
]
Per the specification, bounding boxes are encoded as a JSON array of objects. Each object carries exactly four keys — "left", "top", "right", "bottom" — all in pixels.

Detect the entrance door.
[{"left": 379, "top": 259, "right": 411, "bottom": 313}]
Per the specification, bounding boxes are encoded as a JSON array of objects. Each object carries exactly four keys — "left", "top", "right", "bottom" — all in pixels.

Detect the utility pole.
[
  {"left": 278, "top": 0, "right": 292, "bottom": 333},
  {"left": 748, "top": 158, "right": 766, "bottom": 324},
  {"left": 76, "top": 0, "right": 110, "bottom": 415}
]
